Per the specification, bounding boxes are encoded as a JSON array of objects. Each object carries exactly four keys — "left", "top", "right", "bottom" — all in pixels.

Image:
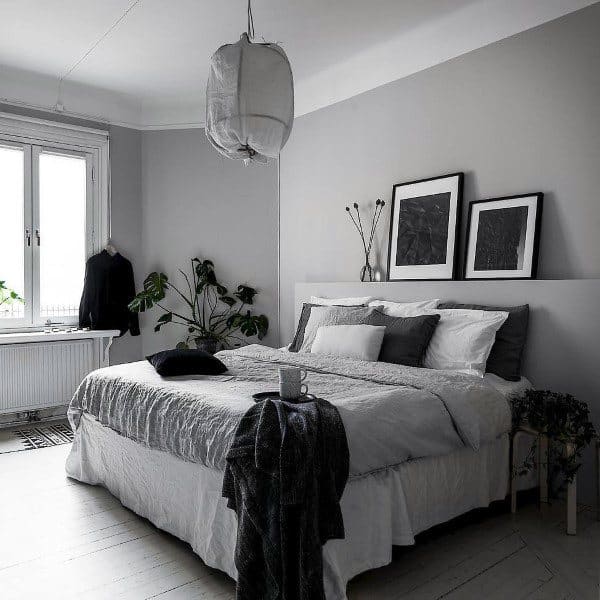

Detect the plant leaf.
[
  {"left": 195, "top": 259, "right": 217, "bottom": 286},
  {"left": 154, "top": 312, "right": 173, "bottom": 332},
  {"left": 144, "top": 272, "right": 169, "bottom": 299},
  {"left": 234, "top": 285, "right": 257, "bottom": 305},
  {"left": 227, "top": 311, "right": 269, "bottom": 339},
  {"left": 255, "top": 314, "right": 269, "bottom": 340},
  {"left": 129, "top": 272, "right": 168, "bottom": 313},
  {"left": 219, "top": 295, "right": 237, "bottom": 307}
]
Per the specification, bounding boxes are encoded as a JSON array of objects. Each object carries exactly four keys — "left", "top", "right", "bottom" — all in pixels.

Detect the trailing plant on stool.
[
  {"left": 511, "top": 389, "right": 596, "bottom": 495},
  {"left": 129, "top": 257, "right": 268, "bottom": 352}
]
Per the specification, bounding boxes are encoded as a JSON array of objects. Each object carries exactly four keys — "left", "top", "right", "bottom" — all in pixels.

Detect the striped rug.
[{"left": 0, "top": 422, "right": 73, "bottom": 453}]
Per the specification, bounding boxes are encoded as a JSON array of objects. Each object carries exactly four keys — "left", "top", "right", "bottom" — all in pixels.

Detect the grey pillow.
[
  {"left": 437, "top": 302, "right": 529, "bottom": 381},
  {"left": 289, "top": 303, "right": 319, "bottom": 352},
  {"left": 368, "top": 311, "right": 441, "bottom": 367},
  {"left": 289, "top": 303, "right": 368, "bottom": 352},
  {"left": 299, "top": 306, "right": 380, "bottom": 352}
]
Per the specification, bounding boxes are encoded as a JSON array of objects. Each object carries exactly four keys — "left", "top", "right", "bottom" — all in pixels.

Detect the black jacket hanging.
[{"left": 79, "top": 250, "right": 140, "bottom": 336}]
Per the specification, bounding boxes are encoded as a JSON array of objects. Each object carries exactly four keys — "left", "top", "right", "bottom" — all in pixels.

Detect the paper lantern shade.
[{"left": 206, "top": 33, "right": 294, "bottom": 164}]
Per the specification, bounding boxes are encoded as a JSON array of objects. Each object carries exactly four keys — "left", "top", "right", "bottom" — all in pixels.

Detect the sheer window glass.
[
  {"left": 39, "top": 152, "right": 87, "bottom": 320},
  {"left": 0, "top": 145, "right": 25, "bottom": 320}
]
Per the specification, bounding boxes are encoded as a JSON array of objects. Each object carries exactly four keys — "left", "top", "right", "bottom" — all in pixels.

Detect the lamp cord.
[{"left": 55, "top": 0, "right": 142, "bottom": 109}]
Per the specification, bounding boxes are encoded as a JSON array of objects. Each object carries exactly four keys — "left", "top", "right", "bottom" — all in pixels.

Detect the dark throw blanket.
[{"left": 222, "top": 397, "right": 350, "bottom": 600}]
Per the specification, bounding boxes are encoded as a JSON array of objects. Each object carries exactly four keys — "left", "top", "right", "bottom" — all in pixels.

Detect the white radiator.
[{"left": 0, "top": 338, "right": 103, "bottom": 414}]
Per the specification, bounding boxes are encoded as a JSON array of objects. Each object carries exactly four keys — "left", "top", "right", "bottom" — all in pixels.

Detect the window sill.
[{"left": 0, "top": 329, "right": 121, "bottom": 345}]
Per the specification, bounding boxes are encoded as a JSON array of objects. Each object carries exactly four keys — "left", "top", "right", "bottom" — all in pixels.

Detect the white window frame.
[{"left": 0, "top": 112, "right": 110, "bottom": 332}]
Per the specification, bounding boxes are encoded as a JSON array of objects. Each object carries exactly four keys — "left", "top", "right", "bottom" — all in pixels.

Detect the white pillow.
[
  {"left": 311, "top": 325, "right": 386, "bottom": 362},
  {"left": 310, "top": 295, "right": 374, "bottom": 306},
  {"left": 369, "top": 298, "right": 440, "bottom": 316},
  {"left": 423, "top": 309, "right": 509, "bottom": 377}
]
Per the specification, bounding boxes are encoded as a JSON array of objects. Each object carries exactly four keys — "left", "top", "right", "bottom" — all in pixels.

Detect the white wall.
[{"left": 140, "top": 129, "right": 279, "bottom": 356}]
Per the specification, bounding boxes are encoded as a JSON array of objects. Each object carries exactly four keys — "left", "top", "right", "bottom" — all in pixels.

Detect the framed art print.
[
  {"left": 387, "top": 172, "right": 463, "bottom": 281},
  {"left": 464, "top": 193, "right": 543, "bottom": 280}
]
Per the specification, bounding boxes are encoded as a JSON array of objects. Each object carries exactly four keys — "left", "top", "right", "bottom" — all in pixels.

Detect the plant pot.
[{"left": 194, "top": 337, "right": 218, "bottom": 354}]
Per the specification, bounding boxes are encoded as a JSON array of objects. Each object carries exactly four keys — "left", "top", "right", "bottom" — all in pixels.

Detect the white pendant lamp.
[{"left": 205, "top": 0, "right": 294, "bottom": 164}]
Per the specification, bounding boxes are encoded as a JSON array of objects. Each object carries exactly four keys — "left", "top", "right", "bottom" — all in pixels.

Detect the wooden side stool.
[{"left": 510, "top": 427, "right": 600, "bottom": 535}]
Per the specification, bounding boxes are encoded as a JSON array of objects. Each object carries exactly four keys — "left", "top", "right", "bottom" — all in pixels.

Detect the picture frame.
[
  {"left": 386, "top": 172, "right": 463, "bottom": 281},
  {"left": 464, "top": 193, "right": 543, "bottom": 280}
]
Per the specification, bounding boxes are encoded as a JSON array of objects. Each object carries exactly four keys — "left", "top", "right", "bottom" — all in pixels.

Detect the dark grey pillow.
[
  {"left": 437, "top": 302, "right": 529, "bottom": 381},
  {"left": 147, "top": 349, "right": 228, "bottom": 377},
  {"left": 367, "top": 311, "right": 441, "bottom": 367},
  {"left": 289, "top": 303, "right": 368, "bottom": 352}
]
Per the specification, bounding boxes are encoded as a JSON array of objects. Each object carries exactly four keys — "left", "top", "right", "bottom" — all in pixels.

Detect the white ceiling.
[{"left": 0, "top": 0, "right": 596, "bottom": 129}]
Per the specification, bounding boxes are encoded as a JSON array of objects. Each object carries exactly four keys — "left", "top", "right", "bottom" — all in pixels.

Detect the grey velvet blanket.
[
  {"left": 68, "top": 345, "right": 511, "bottom": 478},
  {"left": 222, "top": 396, "right": 349, "bottom": 600}
]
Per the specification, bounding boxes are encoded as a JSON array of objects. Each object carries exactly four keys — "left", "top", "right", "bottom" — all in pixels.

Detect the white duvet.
[{"left": 68, "top": 345, "right": 512, "bottom": 478}]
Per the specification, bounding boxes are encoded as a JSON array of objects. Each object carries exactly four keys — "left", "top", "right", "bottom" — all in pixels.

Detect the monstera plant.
[{"left": 128, "top": 258, "right": 268, "bottom": 353}]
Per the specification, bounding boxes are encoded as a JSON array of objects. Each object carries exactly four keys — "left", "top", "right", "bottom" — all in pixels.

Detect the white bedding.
[
  {"left": 68, "top": 345, "right": 512, "bottom": 477},
  {"left": 67, "top": 415, "right": 512, "bottom": 600}
]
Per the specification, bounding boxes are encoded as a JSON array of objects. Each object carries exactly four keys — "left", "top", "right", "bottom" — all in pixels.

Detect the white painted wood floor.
[{"left": 0, "top": 444, "right": 598, "bottom": 600}]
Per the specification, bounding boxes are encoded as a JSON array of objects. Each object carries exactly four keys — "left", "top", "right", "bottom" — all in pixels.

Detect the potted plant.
[
  {"left": 511, "top": 389, "right": 596, "bottom": 493},
  {"left": 0, "top": 280, "right": 23, "bottom": 316},
  {"left": 344, "top": 200, "right": 386, "bottom": 282},
  {"left": 129, "top": 258, "right": 268, "bottom": 353}
]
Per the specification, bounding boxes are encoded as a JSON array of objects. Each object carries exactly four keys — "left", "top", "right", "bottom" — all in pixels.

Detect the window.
[{"left": 0, "top": 113, "right": 108, "bottom": 330}]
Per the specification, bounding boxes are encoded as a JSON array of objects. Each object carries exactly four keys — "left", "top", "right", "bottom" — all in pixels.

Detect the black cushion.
[
  {"left": 146, "top": 349, "right": 228, "bottom": 377},
  {"left": 437, "top": 302, "right": 529, "bottom": 381},
  {"left": 367, "top": 311, "right": 441, "bottom": 367}
]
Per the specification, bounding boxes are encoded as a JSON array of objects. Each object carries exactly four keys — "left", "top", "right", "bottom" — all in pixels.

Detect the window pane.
[
  {"left": 0, "top": 145, "right": 25, "bottom": 320},
  {"left": 39, "top": 152, "right": 86, "bottom": 320}
]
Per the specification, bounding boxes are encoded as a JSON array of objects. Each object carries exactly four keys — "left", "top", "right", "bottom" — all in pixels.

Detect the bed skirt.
[{"left": 66, "top": 414, "right": 518, "bottom": 600}]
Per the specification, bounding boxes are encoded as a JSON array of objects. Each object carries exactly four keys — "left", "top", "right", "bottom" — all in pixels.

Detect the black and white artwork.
[
  {"left": 464, "top": 194, "right": 543, "bottom": 279},
  {"left": 387, "top": 173, "right": 463, "bottom": 280}
]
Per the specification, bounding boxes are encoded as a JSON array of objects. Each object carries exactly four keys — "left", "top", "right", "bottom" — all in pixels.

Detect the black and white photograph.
[
  {"left": 464, "top": 194, "right": 543, "bottom": 279},
  {"left": 387, "top": 173, "right": 463, "bottom": 280}
]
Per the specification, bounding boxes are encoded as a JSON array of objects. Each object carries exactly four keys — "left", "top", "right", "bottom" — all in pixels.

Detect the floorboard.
[{"left": 0, "top": 443, "right": 597, "bottom": 599}]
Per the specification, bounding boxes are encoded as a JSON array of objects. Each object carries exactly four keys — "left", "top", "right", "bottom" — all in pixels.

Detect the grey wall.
[
  {"left": 140, "top": 129, "right": 278, "bottom": 355},
  {"left": 279, "top": 4, "right": 600, "bottom": 340},
  {"left": 0, "top": 104, "right": 143, "bottom": 363},
  {"left": 107, "top": 126, "right": 143, "bottom": 364}
]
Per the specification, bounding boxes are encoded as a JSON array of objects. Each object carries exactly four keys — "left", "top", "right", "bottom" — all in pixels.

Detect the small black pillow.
[
  {"left": 367, "top": 311, "right": 441, "bottom": 367},
  {"left": 147, "top": 349, "right": 228, "bottom": 377},
  {"left": 437, "top": 302, "right": 529, "bottom": 381}
]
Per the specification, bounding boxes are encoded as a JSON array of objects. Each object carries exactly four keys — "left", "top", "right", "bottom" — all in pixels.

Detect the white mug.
[{"left": 279, "top": 366, "right": 308, "bottom": 399}]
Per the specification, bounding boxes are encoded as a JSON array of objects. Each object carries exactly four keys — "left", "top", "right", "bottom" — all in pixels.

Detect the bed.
[
  {"left": 65, "top": 280, "right": 600, "bottom": 599},
  {"left": 66, "top": 344, "right": 530, "bottom": 599}
]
